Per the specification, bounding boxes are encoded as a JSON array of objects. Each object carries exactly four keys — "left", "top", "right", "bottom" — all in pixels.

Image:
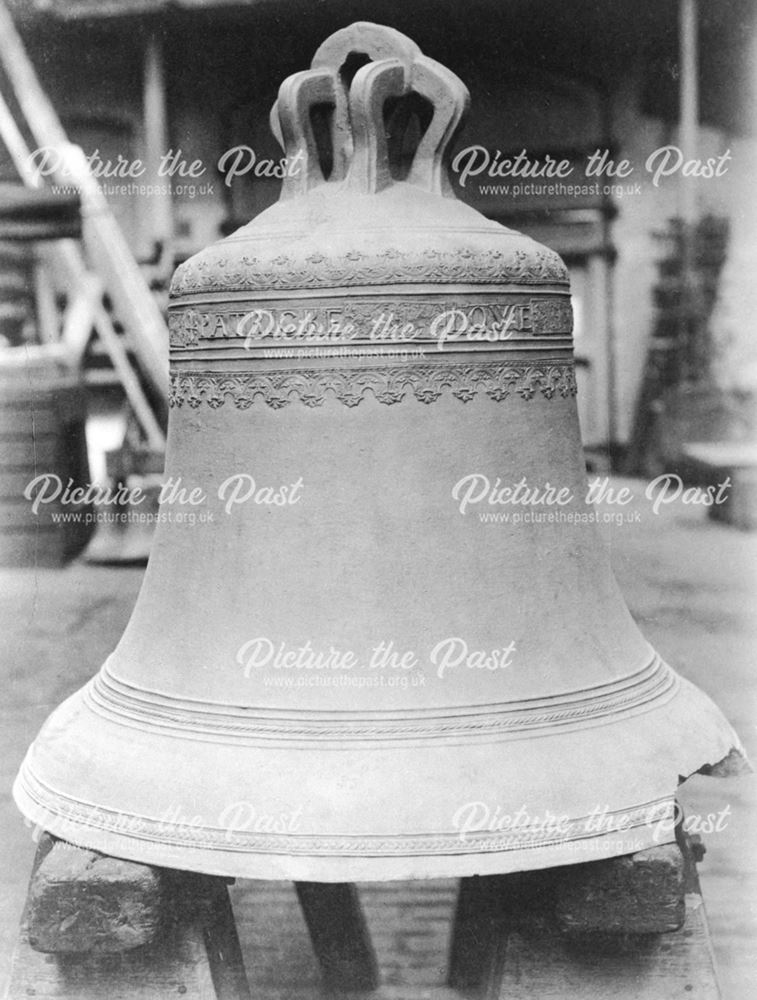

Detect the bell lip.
[
  {"left": 14, "top": 739, "right": 749, "bottom": 883},
  {"left": 12, "top": 768, "right": 746, "bottom": 883},
  {"left": 4, "top": 784, "right": 702, "bottom": 882}
]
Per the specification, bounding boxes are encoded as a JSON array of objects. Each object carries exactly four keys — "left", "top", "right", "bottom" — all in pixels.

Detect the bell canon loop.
[{"left": 13, "top": 23, "right": 748, "bottom": 881}]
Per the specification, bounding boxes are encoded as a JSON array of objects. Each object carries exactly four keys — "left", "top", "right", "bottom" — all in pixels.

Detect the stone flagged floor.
[{"left": 1, "top": 478, "right": 755, "bottom": 998}]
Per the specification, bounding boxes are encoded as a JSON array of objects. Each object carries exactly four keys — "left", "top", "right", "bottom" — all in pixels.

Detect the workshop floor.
[{"left": 1, "top": 479, "right": 755, "bottom": 999}]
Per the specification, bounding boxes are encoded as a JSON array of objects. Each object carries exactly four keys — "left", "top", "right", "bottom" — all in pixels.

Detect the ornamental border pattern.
[
  {"left": 86, "top": 658, "right": 676, "bottom": 745},
  {"left": 18, "top": 767, "right": 673, "bottom": 857},
  {"left": 168, "top": 361, "right": 577, "bottom": 410},
  {"left": 169, "top": 245, "right": 569, "bottom": 297}
]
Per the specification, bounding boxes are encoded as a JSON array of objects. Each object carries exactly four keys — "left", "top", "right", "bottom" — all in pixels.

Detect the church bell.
[{"left": 14, "top": 23, "right": 747, "bottom": 882}]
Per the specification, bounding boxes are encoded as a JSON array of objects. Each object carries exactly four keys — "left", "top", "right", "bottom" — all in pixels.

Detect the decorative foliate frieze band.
[
  {"left": 168, "top": 360, "right": 577, "bottom": 410},
  {"left": 169, "top": 243, "right": 569, "bottom": 298}
]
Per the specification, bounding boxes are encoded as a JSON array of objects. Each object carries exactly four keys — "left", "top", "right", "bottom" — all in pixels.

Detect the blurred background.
[
  {"left": 2, "top": 0, "right": 757, "bottom": 551},
  {"left": 0, "top": 0, "right": 755, "bottom": 997}
]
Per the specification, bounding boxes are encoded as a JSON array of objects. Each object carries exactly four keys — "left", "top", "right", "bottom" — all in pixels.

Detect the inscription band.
[{"left": 168, "top": 296, "right": 573, "bottom": 349}]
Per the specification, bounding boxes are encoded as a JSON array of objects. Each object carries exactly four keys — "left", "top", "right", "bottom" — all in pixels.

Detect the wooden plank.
[
  {"left": 495, "top": 892, "right": 720, "bottom": 1000},
  {"left": 295, "top": 881, "right": 380, "bottom": 991},
  {"left": 6, "top": 913, "right": 218, "bottom": 1000}
]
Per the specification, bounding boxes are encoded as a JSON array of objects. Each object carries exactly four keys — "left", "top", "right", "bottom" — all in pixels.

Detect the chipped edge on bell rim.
[{"left": 12, "top": 695, "right": 750, "bottom": 882}]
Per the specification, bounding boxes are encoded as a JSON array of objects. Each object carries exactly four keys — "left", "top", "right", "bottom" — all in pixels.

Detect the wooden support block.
[
  {"left": 450, "top": 847, "right": 688, "bottom": 995},
  {"left": 554, "top": 843, "right": 686, "bottom": 935},
  {"left": 294, "top": 881, "right": 379, "bottom": 991},
  {"left": 8, "top": 835, "right": 251, "bottom": 1000},
  {"left": 494, "top": 890, "right": 720, "bottom": 999},
  {"left": 26, "top": 839, "right": 166, "bottom": 953}
]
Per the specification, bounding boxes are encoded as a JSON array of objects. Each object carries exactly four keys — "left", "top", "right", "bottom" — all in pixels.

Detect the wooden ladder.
[{"left": 0, "top": 0, "right": 167, "bottom": 453}]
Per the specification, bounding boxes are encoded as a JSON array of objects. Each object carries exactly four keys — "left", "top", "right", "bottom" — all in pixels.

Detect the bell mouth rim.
[
  {"left": 14, "top": 764, "right": 746, "bottom": 883},
  {"left": 11, "top": 790, "right": 682, "bottom": 883},
  {"left": 88, "top": 651, "right": 679, "bottom": 747},
  {"left": 14, "top": 670, "right": 747, "bottom": 882}
]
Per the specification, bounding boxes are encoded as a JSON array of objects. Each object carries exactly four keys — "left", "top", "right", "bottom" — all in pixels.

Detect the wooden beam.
[
  {"left": 448, "top": 874, "right": 508, "bottom": 995},
  {"left": 679, "top": 0, "right": 699, "bottom": 226},
  {"left": 143, "top": 29, "right": 173, "bottom": 268},
  {"left": 448, "top": 871, "right": 555, "bottom": 998},
  {"left": 294, "top": 881, "right": 380, "bottom": 991},
  {"left": 197, "top": 879, "right": 253, "bottom": 1000}
]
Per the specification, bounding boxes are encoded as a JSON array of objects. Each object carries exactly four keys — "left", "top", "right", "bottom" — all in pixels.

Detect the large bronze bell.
[{"left": 14, "top": 23, "right": 747, "bottom": 882}]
